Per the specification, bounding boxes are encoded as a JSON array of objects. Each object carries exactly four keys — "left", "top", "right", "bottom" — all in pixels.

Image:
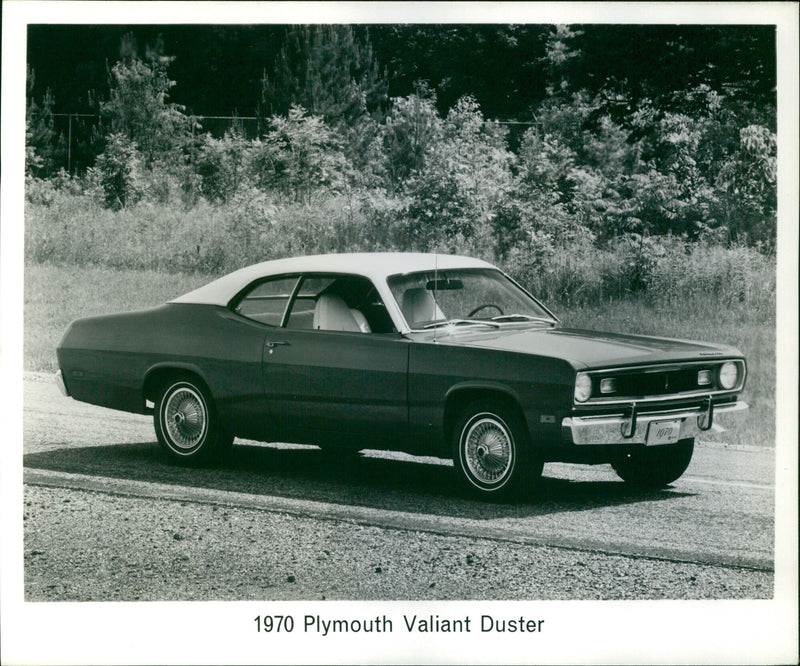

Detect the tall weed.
[
  {"left": 648, "top": 240, "right": 775, "bottom": 311},
  {"left": 25, "top": 191, "right": 775, "bottom": 313}
]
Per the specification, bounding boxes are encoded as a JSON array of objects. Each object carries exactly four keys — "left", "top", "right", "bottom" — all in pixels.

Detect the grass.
[
  {"left": 24, "top": 263, "right": 212, "bottom": 372},
  {"left": 25, "top": 262, "right": 776, "bottom": 448}
]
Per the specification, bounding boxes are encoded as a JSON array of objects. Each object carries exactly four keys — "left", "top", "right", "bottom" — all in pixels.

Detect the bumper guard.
[{"left": 562, "top": 400, "right": 748, "bottom": 445}]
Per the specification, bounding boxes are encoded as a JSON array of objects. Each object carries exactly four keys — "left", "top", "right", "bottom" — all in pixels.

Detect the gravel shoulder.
[{"left": 24, "top": 484, "right": 772, "bottom": 601}]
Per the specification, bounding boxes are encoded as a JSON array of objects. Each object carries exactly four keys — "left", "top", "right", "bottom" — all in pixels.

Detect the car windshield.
[{"left": 387, "top": 268, "right": 556, "bottom": 330}]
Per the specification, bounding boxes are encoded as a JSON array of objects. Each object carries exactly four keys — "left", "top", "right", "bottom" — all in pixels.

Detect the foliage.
[
  {"left": 500, "top": 86, "right": 777, "bottom": 249},
  {"left": 25, "top": 26, "right": 778, "bottom": 278},
  {"left": 87, "top": 133, "right": 144, "bottom": 209},
  {"left": 25, "top": 66, "right": 63, "bottom": 176},
  {"left": 372, "top": 25, "right": 552, "bottom": 119},
  {"left": 194, "top": 125, "right": 255, "bottom": 203},
  {"left": 102, "top": 34, "right": 195, "bottom": 168},
  {"left": 715, "top": 124, "right": 777, "bottom": 251},
  {"left": 262, "top": 25, "right": 387, "bottom": 128},
  {"left": 260, "top": 106, "right": 350, "bottom": 204},
  {"left": 541, "top": 25, "right": 584, "bottom": 96},
  {"left": 396, "top": 96, "right": 513, "bottom": 253},
  {"left": 28, "top": 24, "right": 776, "bottom": 126},
  {"left": 566, "top": 25, "right": 776, "bottom": 122},
  {"left": 381, "top": 89, "right": 442, "bottom": 189},
  {"left": 26, "top": 183, "right": 775, "bottom": 314}
]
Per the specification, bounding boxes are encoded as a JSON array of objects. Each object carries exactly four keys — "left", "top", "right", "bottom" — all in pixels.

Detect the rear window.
[{"left": 233, "top": 276, "right": 299, "bottom": 326}]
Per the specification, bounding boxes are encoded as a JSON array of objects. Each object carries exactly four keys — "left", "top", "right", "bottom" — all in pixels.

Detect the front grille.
[
  {"left": 582, "top": 359, "right": 745, "bottom": 404},
  {"left": 611, "top": 367, "right": 708, "bottom": 398}
]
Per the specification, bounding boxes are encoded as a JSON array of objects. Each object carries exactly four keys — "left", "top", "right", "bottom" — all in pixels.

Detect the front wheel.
[
  {"left": 452, "top": 401, "right": 542, "bottom": 498},
  {"left": 611, "top": 438, "right": 694, "bottom": 487},
  {"left": 154, "top": 377, "right": 233, "bottom": 463}
]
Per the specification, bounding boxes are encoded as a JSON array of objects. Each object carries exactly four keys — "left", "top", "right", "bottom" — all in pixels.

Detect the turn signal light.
[
  {"left": 697, "top": 370, "right": 713, "bottom": 386},
  {"left": 600, "top": 378, "right": 617, "bottom": 394}
]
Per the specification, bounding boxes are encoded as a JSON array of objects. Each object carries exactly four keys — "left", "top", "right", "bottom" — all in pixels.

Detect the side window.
[
  {"left": 233, "top": 276, "right": 298, "bottom": 326},
  {"left": 286, "top": 277, "right": 334, "bottom": 330},
  {"left": 285, "top": 274, "right": 397, "bottom": 334}
]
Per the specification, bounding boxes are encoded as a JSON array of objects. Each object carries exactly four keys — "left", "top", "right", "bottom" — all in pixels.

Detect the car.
[{"left": 55, "top": 252, "right": 748, "bottom": 497}]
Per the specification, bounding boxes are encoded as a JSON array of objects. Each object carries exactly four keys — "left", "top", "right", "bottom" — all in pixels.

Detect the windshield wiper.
[
  {"left": 423, "top": 318, "right": 501, "bottom": 330},
  {"left": 491, "top": 313, "right": 556, "bottom": 325}
]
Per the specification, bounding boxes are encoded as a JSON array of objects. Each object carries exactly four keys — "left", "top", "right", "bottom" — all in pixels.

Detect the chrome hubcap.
[
  {"left": 164, "top": 387, "right": 207, "bottom": 450},
  {"left": 464, "top": 416, "right": 513, "bottom": 485}
]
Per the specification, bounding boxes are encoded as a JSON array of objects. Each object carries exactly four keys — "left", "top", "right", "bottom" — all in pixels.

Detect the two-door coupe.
[{"left": 56, "top": 253, "right": 748, "bottom": 497}]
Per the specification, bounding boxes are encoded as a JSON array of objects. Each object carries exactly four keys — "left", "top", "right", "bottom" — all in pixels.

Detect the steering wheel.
[{"left": 468, "top": 303, "right": 504, "bottom": 317}]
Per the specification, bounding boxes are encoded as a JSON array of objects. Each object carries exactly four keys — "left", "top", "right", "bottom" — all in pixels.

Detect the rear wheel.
[
  {"left": 154, "top": 377, "right": 233, "bottom": 463},
  {"left": 611, "top": 438, "right": 694, "bottom": 487},
  {"left": 452, "top": 400, "right": 542, "bottom": 498}
]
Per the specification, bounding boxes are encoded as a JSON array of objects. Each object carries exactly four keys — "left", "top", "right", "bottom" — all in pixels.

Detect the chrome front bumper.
[
  {"left": 562, "top": 400, "right": 749, "bottom": 445},
  {"left": 54, "top": 370, "right": 69, "bottom": 397}
]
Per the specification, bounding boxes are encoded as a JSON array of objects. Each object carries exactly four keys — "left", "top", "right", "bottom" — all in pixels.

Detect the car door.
[
  {"left": 226, "top": 274, "right": 300, "bottom": 440},
  {"left": 262, "top": 274, "right": 409, "bottom": 446}
]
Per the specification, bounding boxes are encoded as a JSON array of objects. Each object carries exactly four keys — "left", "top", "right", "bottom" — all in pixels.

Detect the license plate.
[{"left": 646, "top": 420, "right": 681, "bottom": 445}]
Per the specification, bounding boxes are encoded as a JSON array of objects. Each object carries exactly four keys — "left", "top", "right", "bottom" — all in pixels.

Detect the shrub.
[
  {"left": 382, "top": 91, "right": 442, "bottom": 189},
  {"left": 503, "top": 234, "right": 609, "bottom": 305},
  {"left": 88, "top": 133, "right": 144, "bottom": 209},
  {"left": 261, "top": 106, "right": 350, "bottom": 204},
  {"left": 648, "top": 240, "right": 775, "bottom": 308},
  {"left": 25, "top": 183, "right": 776, "bottom": 317},
  {"left": 26, "top": 190, "right": 383, "bottom": 273},
  {"left": 194, "top": 127, "right": 254, "bottom": 203},
  {"left": 498, "top": 232, "right": 775, "bottom": 310},
  {"left": 398, "top": 96, "right": 514, "bottom": 253},
  {"left": 102, "top": 34, "right": 193, "bottom": 169}
]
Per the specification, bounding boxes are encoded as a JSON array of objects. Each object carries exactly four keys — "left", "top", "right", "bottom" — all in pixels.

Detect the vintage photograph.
[{"left": 2, "top": 2, "right": 797, "bottom": 665}]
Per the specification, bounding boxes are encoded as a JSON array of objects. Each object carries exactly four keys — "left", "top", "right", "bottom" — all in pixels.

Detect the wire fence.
[{"left": 50, "top": 113, "right": 541, "bottom": 173}]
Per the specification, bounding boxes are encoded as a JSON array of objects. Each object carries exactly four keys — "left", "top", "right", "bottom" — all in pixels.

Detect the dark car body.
[{"left": 56, "top": 253, "right": 748, "bottom": 497}]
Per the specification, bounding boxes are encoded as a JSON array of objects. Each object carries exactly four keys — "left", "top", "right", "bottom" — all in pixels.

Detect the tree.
[
  {"left": 401, "top": 96, "right": 514, "bottom": 252},
  {"left": 194, "top": 124, "right": 254, "bottom": 203},
  {"left": 102, "top": 34, "right": 194, "bottom": 167},
  {"left": 260, "top": 106, "right": 349, "bottom": 204},
  {"left": 370, "top": 25, "right": 551, "bottom": 120},
  {"left": 90, "top": 132, "right": 144, "bottom": 209},
  {"left": 540, "top": 25, "right": 583, "bottom": 97},
  {"left": 381, "top": 87, "right": 442, "bottom": 189},
  {"left": 25, "top": 66, "right": 60, "bottom": 176},
  {"left": 570, "top": 25, "right": 775, "bottom": 125},
  {"left": 716, "top": 125, "right": 777, "bottom": 250},
  {"left": 261, "top": 25, "right": 387, "bottom": 129}
]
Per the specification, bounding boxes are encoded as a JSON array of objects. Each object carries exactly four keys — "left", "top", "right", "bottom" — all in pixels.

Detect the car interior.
[
  {"left": 401, "top": 287, "right": 445, "bottom": 327},
  {"left": 234, "top": 273, "right": 399, "bottom": 334},
  {"left": 288, "top": 275, "right": 397, "bottom": 334}
]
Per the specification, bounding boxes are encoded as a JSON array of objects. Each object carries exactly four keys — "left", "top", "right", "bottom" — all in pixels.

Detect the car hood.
[{"left": 425, "top": 325, "right": 741, "bottom": 370}]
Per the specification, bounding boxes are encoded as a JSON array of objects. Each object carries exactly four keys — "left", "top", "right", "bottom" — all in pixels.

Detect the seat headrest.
[
  {"left": 313, "top": 294, "right": 362, "bottom": 332},
  {"left": 402, "top": 288, "right": 444, "bottom": 326}
]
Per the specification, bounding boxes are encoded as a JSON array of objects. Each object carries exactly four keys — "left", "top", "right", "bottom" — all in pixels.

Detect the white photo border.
[{"left": 2, "top": 2, "right": 797, "bottom": 664}]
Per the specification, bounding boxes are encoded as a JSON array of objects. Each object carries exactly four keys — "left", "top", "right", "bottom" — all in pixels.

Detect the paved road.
[{"left": 22, "top": 374, "right": 775, "bottom": 574}]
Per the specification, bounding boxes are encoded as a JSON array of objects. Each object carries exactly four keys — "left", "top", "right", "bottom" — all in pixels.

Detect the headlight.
[
  {"left": 718, "top": 362, "right": 738, "bottom": 389},
  {"left": 574, "top": 373, "right": 592, "bottom": 402}
]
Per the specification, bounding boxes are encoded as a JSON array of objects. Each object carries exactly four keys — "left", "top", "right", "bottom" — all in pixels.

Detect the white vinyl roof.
[{"left": 170, "top": 252, "right": 496, "bottom": 307}]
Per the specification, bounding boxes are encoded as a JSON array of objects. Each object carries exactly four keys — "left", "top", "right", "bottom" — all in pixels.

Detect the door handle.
[{"left": 265, "top": 340, "right": 290, "bottom": 355}]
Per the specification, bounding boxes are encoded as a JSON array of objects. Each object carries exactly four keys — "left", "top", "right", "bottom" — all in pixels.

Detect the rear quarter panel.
[{"left": 56, "top": 305, "right": 267, "bottom": 429}]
